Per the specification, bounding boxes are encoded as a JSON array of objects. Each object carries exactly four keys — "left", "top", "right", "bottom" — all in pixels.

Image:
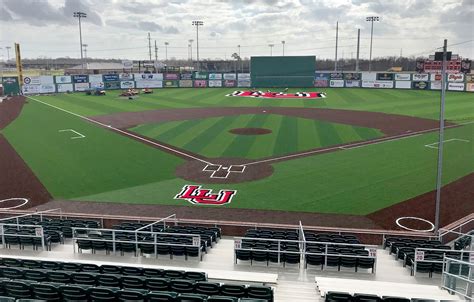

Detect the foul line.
[
  {"left": 26, "top": 96, "right": 212, "bottom": 165},
  {"left": 245, "top": 120, "right": 474, "bottom": 166},
  {"left": 424, "top": 138, "right": 470, "bottom": 149}
]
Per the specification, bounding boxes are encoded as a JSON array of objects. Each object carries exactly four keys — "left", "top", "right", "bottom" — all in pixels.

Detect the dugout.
[{"left": 250, "top": 56, "right": 315, "bottom": 88}]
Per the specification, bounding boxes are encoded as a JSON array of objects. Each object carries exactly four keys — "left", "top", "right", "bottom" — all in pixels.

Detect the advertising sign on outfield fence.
[
  {"left": 412, "top": 81, "right": 429, "bottom": 90},
  {"left": 208, "top": 80, "right": 222, "bottom": 87},
  {"left": 179, "top": 80, "right": 193, "bottom": 87},
  {"left": 120, "top": 81, "right": 135, "bottom": 89},
  {"left": 447, "top": 73, "right": 464, "bottom": 82},
  {"left": 23, "top": 76, "right": 41, "bottom": 85},
  {"left": 135, "top": 81, "right": 163, "bottom": 88},
  {"left": 395, "top": 81, "right": 411, "bottom": 89},
  {"left": 466, "top": 83, "right": 474, "bottom": 92},
  {"left": 376, "top": 73, "right": 394, "bottom": 81},
  {"left": 119, "top": 73, "right": 134, "bottom": 81},
  {"left": 209, "top": 73, "right": 223, "bottom": 80},
  {"left": 344, "top": 73, "right": 360, "bottom": 80},
  {"left": 345, "top": 80, "right": 360, "bottom": 87},
  {"left": 314, "top": 73, "right": 330, "bottom": 80},
  {"left": 40, "top": 84, "right": 55, "bottom": 93},
  {"left": 224, "top": 80, "right": 236, "bottom": 87},
  {"left": 194, "top": 72, "right": 208, "bottom": 80},
  {"left": 430, "top": 73, "right": 443, "bottom": 81},
  {"left": 362, "top": 80, "right": 393, "bottom": 88},
  {"left": 237, "top": 73, "right": 251, "bottom": 80},
  {"left": 180, "top": 73, "right": 193, "bottom": 80},
  {"left": 448, "top": 82, "right": 465, "bottom": 91},
  {"left": 164, "top": 73, "right": 179, "bottom": 80},
  {"left": 194, "top": 80, "right": 207, "bottom": 87},
  {"left": 88, "top": 74, "right": 103, "bottom": 82},
  {"left": 314, "top": 80, "right": 328, "bottom": 87},
  {"left": 55, "top": 75, "right": 72, "bottom": 84},
  {"left": 103, "top": 74, "right": 120, "bottom": 82},
  {"left": 104, "top": 81, "right": 120, "bottom": 90},
  {"left": 223, "top": 73, "right": 237, "bottom": 80},
  {"left": 73, "top": 75, "right": 88, "bottom": 83},
  {"left": 466, "top": 74, "right": 474, "bottom": 83},
  {"left": 395, "top": 73, "right": 411, "bottom": 81},
  {"left": 330, "top": 73, "right": 344, "bottom": 80},
  {"left": 122, "top": 60, "right": 133, "bottom": 69},
  {"left": 361, "top": 72, "right": 377, "bottom": 81},
  {"left": 90, "top": 81, "right": 104, "bottom": 89},
  {"left": 329, "top": 80, "right": 344, "bottom": 87},
  {"left": 237, "top": 79, "right": 251, "bottom": 87},
  {"left": 74, "top": 82, "right": 90, "bottom": 91},
  {"left": 40, "top": 76, "right": 54, "bottom": 85},
  {"left": 163, "top": 80, "right": 179, "bottom": 87},
  {"left": 22, "top": 84, "right": 41, "bottom": 94},
  {"left": 412, "top": 73, "right": 429, "bottom": 81},
  {"left": 134, "top": 73, "right": 163, "bottom": 81},
  {"left": 57, "top": 83, "right": 74, "bottom": 92},
  {"left": 430, "top": 81, "right": 443, "bottom": 90}
]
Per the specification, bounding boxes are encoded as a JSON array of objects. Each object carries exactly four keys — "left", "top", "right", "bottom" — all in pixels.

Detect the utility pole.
[
  {"left": 192, "top": 21, "right": 204, "bottom": 70},
  {"left": 73, "top": 12, "right": 87, "bottom": 74},
  {"left": 366, "top": 16, "right": 380, "bottom": 72},
  {"left": 164, "top": 42, "right": 169, "bottom": 61},
  {"left": 335, "top": 21, "right": 339, "bottom": 71},
  {"left": 268, "top": 44, "right": 274, "bottom": 56},
  {"left": 434, "top": 39, "right": 449, "bottom": 233},
  {"left": 281, "top": 40, "right": 285, "bottom": 56},
  {"left": 147, "top": 32, "right": 152, "bottom": 61},
  {"left": 154, "top": 40, "right": 158, "bottom": 61},
  {"left": 356, "top": 28, "right": 360, "bottom": 72}
]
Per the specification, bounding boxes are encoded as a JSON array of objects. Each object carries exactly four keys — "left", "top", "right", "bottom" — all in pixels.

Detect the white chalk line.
[
  {"left": 59, "top": 129, "right": 85, "bottom": 139},
  {"left": 26, "top": 96, "right": 212, "bottom": 165},
  {"left": 0, "top": 198, "right": 29, "bottom": 210},
  {"left": 245, "top": 120, "right": 474, "bottom": 166},
  {"left": 424, "top": 138, "right": 470, "bottom": 149}
]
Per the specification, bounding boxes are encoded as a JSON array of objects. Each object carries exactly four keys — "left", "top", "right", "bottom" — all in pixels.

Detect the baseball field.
[{"left": 1, "top": 87, "right": 473, "bottom": 227}]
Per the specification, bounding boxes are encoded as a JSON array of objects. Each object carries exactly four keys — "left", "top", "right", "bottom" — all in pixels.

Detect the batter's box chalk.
[
  {"left": 229, "top": 165, "right": 246, "bottom": 173},
  {"left": 210, "top": 170, "right": 230, "bottom": 178},
  {"left": 203, "top": 164, "right": 221, "bottom": 172}
]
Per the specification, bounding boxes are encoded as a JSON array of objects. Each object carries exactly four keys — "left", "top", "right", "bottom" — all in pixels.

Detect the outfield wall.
[{"left": 2, "top": 71, "right": 473, "bottom": 95}]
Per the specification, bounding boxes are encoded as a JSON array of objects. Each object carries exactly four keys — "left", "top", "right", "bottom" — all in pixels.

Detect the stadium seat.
[
  {"left": 207, "top": 296, "right": 238, "bottom": 302},
  {"left": 87, "top": 286, "right": 118, "bottom": 301},
  {"left": 3, "top": 281, "right": 32, "bottom": 299},
  {"left": 145, "top": 278, "right": 170, "bottom": 291},
  {"left": 353, "top": 293, "right": 382, "bottom": 302},
  {"left": 246, "top": 285, "right": 273, "bottom": 301},
  {"left": 121, "top": 275, "right": 146, "bottom": 289},
  {"left": 382, "top": 296, "right": 410, "bottom": 302},
  {"left": 325, "top": 291, "right": 352, "bottom": 302},
  {"left": 30, "top": 283, "right": 61, "bottom": 301},
  {"left": 164, "top": 270, "right": 185, "bottom": 279},
  {"left": 170, "top": 279, "right": 195, "bottom": 293},
  {"left": 47, "top": 271, "right": 71, "bottom": 284},
  {"left": 23, "top": 270, "right": 48, "bottom": 282},
  {"left": 176, "top": 293, "right": 207, "bottom": 302},
  {"left": 96, "top": 274, "right": 121, "bottom": 288},
  {"left": 117, "top": 289, "right": 147, "bottom": 301},
  {"left": 0, "top": 296, "right": 14, "bottom": 302},
  {"left": 147, "top": 290, "right": 178, "bottom": 302},
  {"left": 101, "top": 265, "right": 121, "bottom": 275},
  {"left": 220, "top": 284, "right": 246, "bottom": 298},
  {"left": 71, "top": 272, "right": 97, "bottom": 285},
  {"left": 194, "top": 281, "right": 220, "bottom": 296}
]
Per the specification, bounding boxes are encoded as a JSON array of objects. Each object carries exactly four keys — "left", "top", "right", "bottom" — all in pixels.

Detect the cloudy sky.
[{"left": 0, "top": 0, "right": 473, "bottom": 60}]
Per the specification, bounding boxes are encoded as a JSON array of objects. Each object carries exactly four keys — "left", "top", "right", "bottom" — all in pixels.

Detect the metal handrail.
[{"left": 135, "top": 214, "right": 177, "bottom": 232}]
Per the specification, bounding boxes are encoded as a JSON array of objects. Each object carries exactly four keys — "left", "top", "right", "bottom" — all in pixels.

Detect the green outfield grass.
[
  {"left": 2, "top": 88, "right": 473, "bottom": 215},
  {"left": 129, "top": 114, "right": 383, "bottom": 159}
]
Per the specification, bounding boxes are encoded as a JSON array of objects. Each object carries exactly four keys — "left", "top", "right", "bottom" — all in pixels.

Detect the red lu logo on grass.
[{"left": 175, "top": 185, "right": 237, "bottom": 205}]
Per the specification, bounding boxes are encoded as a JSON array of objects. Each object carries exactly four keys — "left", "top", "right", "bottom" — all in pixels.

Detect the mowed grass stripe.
[
  {"left": 246, "top": 114, "right": 282, "bottom": 159},
  {"left": 155, "top": 119, "right": 203, "bottom": 142},
  {"left": 297, "top": 117, "right": 321, "bottom": 149},
  {"left": 273, "top": 115, "right": 298, "bottom": 156},
  {"left": 315, "top": 120, "right": 343, "bottom": 146},
  {"left": 131, "top": 121, "right": 185, "bottom": 139}
]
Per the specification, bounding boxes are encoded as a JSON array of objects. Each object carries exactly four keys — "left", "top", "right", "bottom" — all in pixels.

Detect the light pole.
[
  {"left": 281, "top": 41, "right": 285, "bottom": 56},
  {"left": 164, "top": 42, "right": 169, "bottom": 61},
  {"left": 73, "top": 12, "right": 87, "bottom": 74},
  {"left": 268, "top": 44, "right": 274, "bottom": 56},
  {"left": 192, "top": 20, "right": 204, "bottom": 70},
  {"left": 188, "top": 39, "right": 194, "bottom": 61},
  {"left": 237, "top": 45, "right": 242, "bottom": 72},
  {"left": 82, "top": 44, "right": 88, "bottom": 69},
  {"left": 366, "top": 16, "right": 379, "bottom": 72}
]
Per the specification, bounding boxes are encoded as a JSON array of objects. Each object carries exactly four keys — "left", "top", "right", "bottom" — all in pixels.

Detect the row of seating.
[
  {"left": 454, "top": 231, "right": 472, "bottom": 250},
  {"left": 0, "top": 280, "right": 270, "bottom": 301},
  {"left": 324, "top": 291, "right": 427, "bottom": 302},
  {"left": 0, "top": 258, "right": 206, "bottom": 280},
  {"left": 305, "top": 232, "right": 360, "bottom": 245},
  {"left": 236, "top": 249, "right": 301, "bottom": 267},
  {"left": 306, "top": 253, "right": 375, "bottom": 272},
  {"left": 244, "top": 229, "right": 299, "bottom": 240}
]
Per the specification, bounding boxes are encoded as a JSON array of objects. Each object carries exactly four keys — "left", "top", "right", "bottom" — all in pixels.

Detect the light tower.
[
  {"left": 366, "top": 16, "right": 380, "bottom": 72},
  {"left": 73, "top": 11, "right": 87, "bottom": 74},
  {"left": 192, "top": 20, "right": 204, "bottom": 70}
]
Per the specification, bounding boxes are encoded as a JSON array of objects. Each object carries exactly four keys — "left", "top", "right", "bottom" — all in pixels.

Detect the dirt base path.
[{"left": 0, "top": 97, "right": 52, "bottom": 208}]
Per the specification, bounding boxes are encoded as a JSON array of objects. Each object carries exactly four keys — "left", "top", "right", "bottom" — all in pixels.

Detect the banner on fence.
[
  {"left": 448, "top": 82, "right": 465, "bottom": 91},
  {"left": 120, "top": 81, "right": 135, "bottom": 89},
  {"left": 466, "top": 74, "right": 474, "bottom": 83},
  {"left": 135, "top": 80, "right": 163, "bottom": 88},
  {"left": 55, "top": 75, "right": 72, "bottom": 84},
  {"left": 73, "top": 75, "right": 88, "bottom": 83},
  {"left": 395, "top": 73, "right": 411, "bottom": 81},
  {"left": 104, "top": 81, "right": 120, "bottom": 90},
  {"left": 223, "top": 73, "right": 237, "bottom": 80},
  {"left": 90, "top": 81, "right": 104, "bottom": 89},
  {"left": 237, "top": 79, "right": 251, "bottom": 87},
  {"left": 180, "top": 73, "right": 193, "bottom": 80},
  {"left": 344, "top": 73, "right": 360, "bottom": 80},
  {"left": 395, "top": 81, "right": 412, "bottom": 89},
  {"left": 209, "top": 73, "right": 223, "bottom": 80},
  {"left": 119, "top": 73, "right": 134, "bottom": 81},
  {"left": 430, "top": 73, "right": 443, "bottom": 81},
  {"left": 330, "top": 73, "right": 344, "bottom": 80},
  {"left": 314, "top": 73, "right": 330, "bottom": 80},
  {"left": 466, "top": 83, "right": 474, "bottom": 92},
  {"left": 74, "top": 82, "right": 90, "bottom": 91},
  {"left": 134, "top": 73, "right": 163, "bottom": 81},
  {"left": 376, "top": 73, "right": 394, "bottom": 81},
  {"left": 194, "top": 80, "right": 207, "bottom": 87},
  {"left": 163, "top": 80, "right": 179, "bottom": 87},
  {"left": 39, "top": 76, "right": 54, "bottom": 85},
  {"left": 57, "top": 83, "right": 74, "bottom": 92},
  {"left": 103, "top": 74, "right": 120, "bottom": 82},
  {"left": 22, "top": 84, "right": 41, "bottom": 94},
  {"left": 178, "top": 80, "right": 193, "bottom": 87},
  {"left": 237, "top": 73, "right": 251, "bottom": 80},
  {"left": 224, "top": 80, "right": 237, "bottom": 87},
  {"left": 122, "top": 60, "right": 133, "bottom": 69},
  {"left": 88, "top": 74, "right": 103, "bottom": 83},
  {"left": 314, "top": 80, "right": 328, "bottom": 87},
  {"left": 345, "top": 80, "right": 360, "bottom": 87},
  {"left": 208, "top": 80, "right": 222, "bottom": 87},
  {"left": 194, "top": 72, "right": 208, "bottom": 80},
  {"left": 164, "top": 73, "right": 179, "bottom": 80},
  {"left": 329, "top": 80, "right": 344, "bottom": 87},
  {"left": 23, "top": 76, "right": 40, "bottom": 85},
  {"left": 361, "top": 72, "right": 377, "bottom": 81},
  {"left": 447, "top": 73, "right": 464, "bottom": 82},
  {"left": 430, "top": 81, "right": 443, "bottom": 90},
  {"left": 412, "top": 74, "right": 429, "bottom": 81},
  {"left": 40, "top": 84, "right": 55, "bottom": 93},
  {"left": 412, "top": 81, "right": 429, "bottom": 90},
  {"left": 362, "top": 80, "right": 393, "bottom": 88}
]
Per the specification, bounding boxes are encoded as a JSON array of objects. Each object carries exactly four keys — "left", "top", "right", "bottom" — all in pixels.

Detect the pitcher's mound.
[{"left": 229, "top": 128, "right": 272, "bottom": 135}]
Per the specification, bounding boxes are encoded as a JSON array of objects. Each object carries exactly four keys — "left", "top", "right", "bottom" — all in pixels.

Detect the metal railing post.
[
  {"left": 324, "top": 243, "right": 328, "bottom": 269},
  {"left": 112, "top": 230, "right": 116, "bottom": 255},
  {"left": 413, "top": 248, "right": 418, "bottom": 277},
  {"left": 154, "top": 233, "right": 157, "bottom": 258},
  {"left": 277, "top": 240, "right": 281, "bottom": 264}
]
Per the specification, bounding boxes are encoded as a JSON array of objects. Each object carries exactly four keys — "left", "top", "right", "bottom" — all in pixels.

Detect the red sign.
[{"left": 175, "top": 185, "right": 237, "bottom": 205}]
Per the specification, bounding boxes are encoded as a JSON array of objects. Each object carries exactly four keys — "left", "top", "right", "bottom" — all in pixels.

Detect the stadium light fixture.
[
  {"left": 192, "top": 21, "right": 204, "bottom": 70},
  {"left": 366, "top": 16, "right": 379, "bottom": 72},
  {"left": 73, "top": 11, "right": 87, "bottom": 74},
  {"left": 281, "top": 41, "right": 285, "bottom": 56}
]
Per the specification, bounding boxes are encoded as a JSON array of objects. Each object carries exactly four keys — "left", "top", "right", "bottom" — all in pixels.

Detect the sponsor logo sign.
[
  {"left": 194, "top": 72, "right": 208, "bottom": 80},
  {"left": 103, "top": 74, "right": 120, "bottom": 82},
  {"left": 330, "top": 73, "right": 344, "bottom": 80},
  {"left": 430, "top": 73, "right": 443, "bottom": 81},
  {"left": 314, "top": 80, "right": 328, "bottom": 87},
  {"left": 180, "top": 73, "right": 193, "bottom": 80},
  {"left": 344, "top": 73, "right": 360, "bottom": 80},
  {"left": 466, "top": 83, "right": 474, "bottom": 92},
  {"left": 345, "top": 80, "right": 360, "bottom": 88},
  {"left": 395, "top": 81, "right": 411, "bottom": 89},
  {"left": 461, "top": 59, "right": 471, "bottom": 73},
  {"left": 163, "top": 80, "right": 179, "bottom": 87},
  {"left": 120, "top": 81, "right": 135, "bottom": 89},
  {"left": 22, "top": 84, "right": 41, "bottom": 94},
  {"left": 122, "top": 60, "right": 133, "bottom": 69},
  {"left": 466, "top": 74, "right": 474, "bottom": 83},
  {"left": 224, "top": 80, "right": 236, "bottom": 87},
  {"left": 104, "top": 81, "right": 120, "bottom": 90},
  {"left": 395, "top": 73, "right": 411, "bottom": 81},
  {"left": 164, "top": 73, "right": 179, "bottom": 80},
  {"left": 237, "top": 79, "right": 251, "bottom": 87},
  {"left": 208, "top": 80, "right": 222, "bottom": 87},
  {"left": 57, "top": 83, "right": 74, "bottom": 92},
  {"left": 133, "top": 73, "right": 163, "bottom": 81},
  {"left": 361, "top": 72, "right": 377, "bottom": 81},
  {"left": 40, "top": 84, "right": 56, "bottom": 93},
  {"left": 55, "top": 75, "right": 72, "bottom": 84},
  {"left": 88, "top": 74, "right": 103, "bottom": 82},
  {"left": 377, "top": 73, "right": 394, "bottom": 81},
  {"left": 314, "top": 73, "right": 330, "bottom": 80},
  {"left": 329, "top": 80, "right": 344, "bottom": 87},
  {"left": 90, "top": 82, "right": 104, "bottom": 89},
  {"left": 209, "top": 73, "right": 223, "bottom": 80},
  {"left": 447, "top": 73, "right": 464, "bottom": 82},
  {"left": 237, "top": 73, "right": 251, "bottom": 80},
  {"left": 178, "top": 80, "right": 193, "bottom": 87},
  {"left": 223, "top": 73, "right": 237, "bottom": 80},
  {"left": 412, "top": 81, "right": 429, "bottom": 90},
  {"left": 135, "top": 81, "right": 163, "bottom": 88},
  {"left": 448, "top": 82, "right": 465, "bottom": 91},
  {"left": 73, "top": 75, "right": 88, "bottom": 83},
  {"left": 430, "top": 81, "right": 443, "bottom": 90},
  {"left": 175, "top": 185, "right": 237, "bottom": 205},
  {"left": 119, "top": 73, "right": 133, "bottom": 81},
  {"left": 412, "top": 73, "right": 429, "bottom": 81},
  {"left": 362, "top": 80, "right": 393, "bottom": 88},
  {"left": 74, "top": 82, "right": 90, "bottom": 91},
  {"left": 23, "top": 76, "right": 40, "bottom": 85},
  {"left": 40, "top": 76, "right": 54, "bottom": 85},
  {"left": 193, "top": 80, "right": 207, "bottom": 87}
]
